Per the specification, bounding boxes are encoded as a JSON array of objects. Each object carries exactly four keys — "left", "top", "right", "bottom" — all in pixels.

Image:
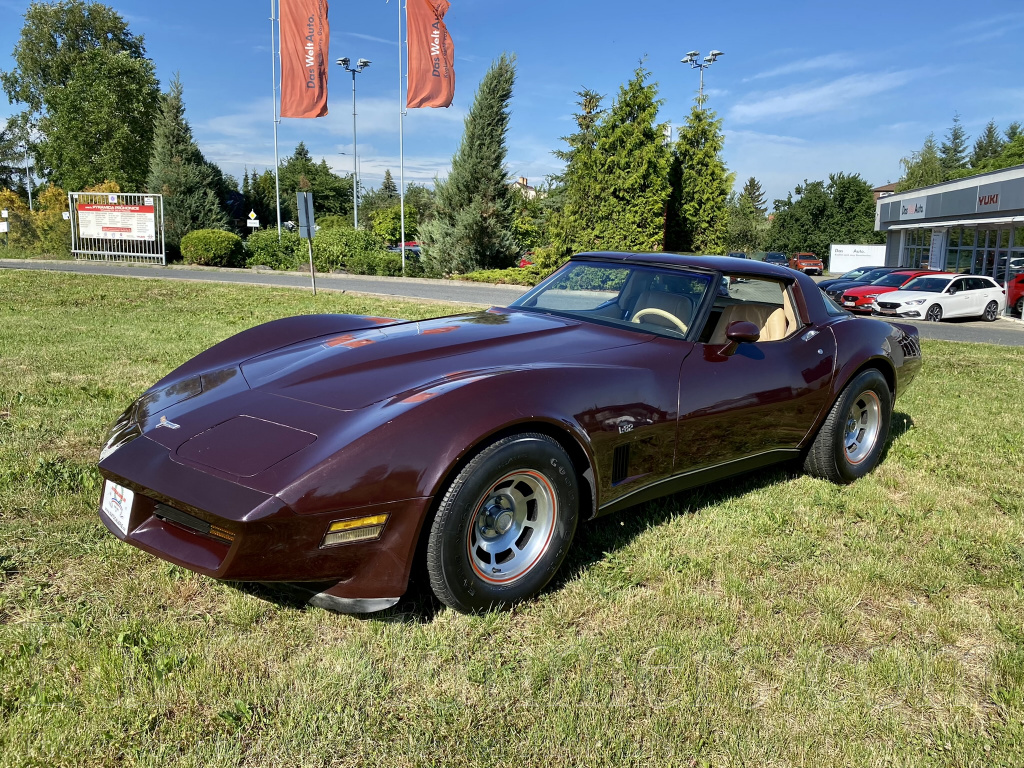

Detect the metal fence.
[{"left": 69, "top": 192, "right": 166, "bottom": 264}]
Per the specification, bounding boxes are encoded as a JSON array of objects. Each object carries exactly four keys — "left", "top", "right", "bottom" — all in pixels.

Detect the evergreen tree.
[
  {"left": 277, "top": 142, "right": 353, "bottom": 221},
  {"left": 591, "top": 65, "right": 671, "bottom": 252},
  {"left": 741, "top": 176, "right": 767, "bottom": 214},
  {"left": 380, "top": 169, "right": 398, "bottom": 200},
  {"left": 939, "top": 113, "right": 969, "bottom": 177},
  {"left": 970, "top": 120, "right": 1005, "bottom": 168},
  {"left": 896, "top": 133, "right": 944, "bottom": 192},
  {"left": 667, "top": 94, "right": 729, "bottom": 254},
  {"left": 420, "top": 54, "right": 519, "bottom": 276},
  {"left": 1006, "top": 122, "right": 1022, "bottom": 143},
  {"left": 547, "top": 88, "right": 605, "bottom": 261},
  {"left": 147, "top": 74, "right": 227, "bottom": 255}
]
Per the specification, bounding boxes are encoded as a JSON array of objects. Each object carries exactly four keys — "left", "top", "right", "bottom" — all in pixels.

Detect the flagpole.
[
  {"left": 270, "top": 0, "right": 282, "bottom": 239},
  {"left": 397, "top": 0, "right": 407, "bottom": 275}
]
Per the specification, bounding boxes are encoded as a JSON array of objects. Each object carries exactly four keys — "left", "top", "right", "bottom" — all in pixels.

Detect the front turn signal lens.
[{"left": 320, "top": 514, "right": 389, "bottom": 548}]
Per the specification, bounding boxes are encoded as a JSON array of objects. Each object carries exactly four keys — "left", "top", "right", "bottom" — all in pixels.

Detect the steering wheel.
[{"left": 631, "top": 307, "right": 688, "bottom": 334}]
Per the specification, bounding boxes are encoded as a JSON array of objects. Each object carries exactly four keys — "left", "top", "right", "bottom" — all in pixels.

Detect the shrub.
[
  {"left": 312, "top": 227, "right": 390, "bottom": 273},
  {"left": 244, "top": 228, "right": 304, "bottom": 271},
  {"left": 345, "top": 250, "right": 404, "bottom": 276},
  {"left": 317, "top": 214, "right": 351, "bottom": 231},
  {"left": 458, "top": 265, "right": 552, "bottom": 286},
  {"left": 180, "top": 229, "right": 244, "bottom": 267}
]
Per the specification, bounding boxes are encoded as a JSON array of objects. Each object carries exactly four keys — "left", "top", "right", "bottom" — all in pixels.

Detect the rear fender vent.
[{"left": 611, "top": 444, "right": 631, "bottom": 485}]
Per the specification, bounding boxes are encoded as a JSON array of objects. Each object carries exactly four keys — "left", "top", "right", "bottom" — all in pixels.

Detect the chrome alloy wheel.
[
  {"left": 926, "top": 304, "right": 943, "bottom": 322},
  {"left": 844, "top": 391, "right": 881, "bottom": 465},
  {"left": 467, "top": 470, "right": 556, "bottom": 584},
  {"left": 983, "top": 301, "right": 998, "bottom": 321}
]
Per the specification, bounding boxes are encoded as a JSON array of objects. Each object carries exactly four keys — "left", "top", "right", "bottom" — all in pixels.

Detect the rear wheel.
[
  {"left": 1016, "top": 297, "right": 1024, "bottom": 317},
  {"left": 426, "top": 433, "right": 579, "bottom": 613},
  {"left": 925, "top": 304, "right": 943, "bottom": 322},
  {"left": 982, "top": 301, "right": 999, "bottom": 322},
  {"left": 804, "top": 369, "right": 893, "bottom": 484}
]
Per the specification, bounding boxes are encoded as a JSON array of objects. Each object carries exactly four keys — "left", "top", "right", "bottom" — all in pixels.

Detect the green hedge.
[
  {"left": 312, "top": 227, "right": 390, "bottom": 272},
  {"left": 244, "top": 229, "right": 304, "bottom": 271},
  {"left": 180, "top": 230, "right": 244, "bottom": 267},
  {"left": 457, "top": 265, "right": 553, "bottom": 286}
]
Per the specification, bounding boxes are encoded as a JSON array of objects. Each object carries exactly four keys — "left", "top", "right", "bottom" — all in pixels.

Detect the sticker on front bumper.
[{"left": 102, "top": 481, "right": 134, "bottom": 536}]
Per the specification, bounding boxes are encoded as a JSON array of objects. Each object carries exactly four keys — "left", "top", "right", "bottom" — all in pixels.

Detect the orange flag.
[
  {"left": 280, "top": 0, "right": 330, "bottom": 118},
  {"left": 407, "top": 0, "right": 455, "bottom": 109}
]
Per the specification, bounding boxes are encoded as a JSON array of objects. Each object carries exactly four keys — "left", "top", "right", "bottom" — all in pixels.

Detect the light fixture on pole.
[
  {"left": 336, "top": 56, "right": 371, "bottom": 228},
  {"left": 681, "top": 49, "right": 723, "bottom": 104}
]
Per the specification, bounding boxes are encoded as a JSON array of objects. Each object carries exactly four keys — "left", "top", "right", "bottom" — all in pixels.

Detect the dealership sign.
[
  {"left": 899, "top": 197, "right": 927, "bottom": 220},
  {"left": 76, "top": 203, "right": 157, "bottom": 241}
]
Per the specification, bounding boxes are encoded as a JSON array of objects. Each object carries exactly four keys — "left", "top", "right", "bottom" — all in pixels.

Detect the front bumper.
[{"left": 99, "top": 433, "right": 431, "bottom": 602}]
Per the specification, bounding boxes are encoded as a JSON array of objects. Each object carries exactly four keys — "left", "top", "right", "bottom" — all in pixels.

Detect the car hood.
[
  {"left": 880, "top": 290, "right": 943, "bottom": 304},
  {"left": 238, "top": 309, "right": 651, "bottom": 411},
  {"left": 843, "top": 284, "right": 900, "bottom": 297}
]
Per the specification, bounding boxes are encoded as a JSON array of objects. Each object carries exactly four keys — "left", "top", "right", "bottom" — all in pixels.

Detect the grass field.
[{"left": 1, "top": 270, "right": 1023, "bottom": 768}]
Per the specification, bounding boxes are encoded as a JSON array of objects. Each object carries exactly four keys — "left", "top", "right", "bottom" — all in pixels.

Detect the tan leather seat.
[
  {"left": 631, "top": 290, "right": 695, "bottom": 331},
  {"left": 709, "top": 295, "right": 796, "bottom": 344}
]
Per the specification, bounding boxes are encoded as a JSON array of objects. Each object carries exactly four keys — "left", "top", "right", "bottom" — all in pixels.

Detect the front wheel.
[
  {"left": 982, "top": 301, "right": 999, "bottom": 322},
  {"left": 925, "top": 304, "right": 943, "bottom": 322},
  {"left": 426, "top": 433, "right": 579, "bottom": 613},
  {"left": 804, "top": 369, "right": 893, "bottom": 484},
  {"left": 1016, "top": 297, "right": 1024, "bottom": 317}
]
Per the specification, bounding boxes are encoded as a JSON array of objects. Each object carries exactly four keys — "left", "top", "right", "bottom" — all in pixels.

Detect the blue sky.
[{"left": 1, "top": 0, "right": 1022, "bottom": 207}]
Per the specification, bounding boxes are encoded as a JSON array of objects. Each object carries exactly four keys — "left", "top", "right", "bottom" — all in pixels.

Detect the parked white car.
[{"left": 872, "top": 274, "right": 1006, "bottom": 322}]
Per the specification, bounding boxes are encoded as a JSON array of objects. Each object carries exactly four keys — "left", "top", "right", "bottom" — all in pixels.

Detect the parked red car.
[
  {"left": 1008, "top": 273, "right": 1024, "bottom": 317},
  {"left": 839, "top": 270, "right": 932, "bottom": 313},
  {"left": 789, "top": 253, "right": 824, "bottom": 275}
]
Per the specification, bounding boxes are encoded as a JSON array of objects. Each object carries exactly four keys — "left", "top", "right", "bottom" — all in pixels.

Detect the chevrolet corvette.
[{"left": 98, "top": 252, "right": 922, "bottom": 613}]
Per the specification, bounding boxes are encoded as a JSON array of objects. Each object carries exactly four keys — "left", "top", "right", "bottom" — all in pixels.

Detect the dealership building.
[{"left": 875, "top": 165, "right": 1024, "bottom": 288}]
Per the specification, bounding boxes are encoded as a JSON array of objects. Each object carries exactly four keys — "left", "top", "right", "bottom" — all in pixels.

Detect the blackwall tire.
[
  {"left": 925, "top": 304, "right": 943, "bottom": 322},
  {"left": 982, "top": 301, "right": 999, "bottom": 322},
  {"left": 803, "top": 369, "right": 893, "bottom": 484},
  {"left": 426, "top": 433, "right": 579, "bottom": 613}
]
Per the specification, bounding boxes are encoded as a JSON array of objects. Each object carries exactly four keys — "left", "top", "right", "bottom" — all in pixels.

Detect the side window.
[
  {"left": 951, "top": 278, "right": 970, "bottom": 293},
  {"left": 698, "top": 277, "right": 802, "bottom": 344},
  {"left": 967, "top": 277, "right": 990, "bottom": 291}
]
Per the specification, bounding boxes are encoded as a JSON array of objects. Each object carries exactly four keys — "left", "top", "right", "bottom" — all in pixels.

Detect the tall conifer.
[
  {"left": 667, "top": 95, "right": 730, "bottom": 254},
  {"left": 547, "top": 88, "right": 604, "bottom": 261},
  {"left": 147, "top": 74, "right": 227, "bottom": 255},
  {"left": 590, "top": 65, "right": 670, "bottom": 252},
  {"left": 420, "top": 54, "right": 519, "bottom": 276}
]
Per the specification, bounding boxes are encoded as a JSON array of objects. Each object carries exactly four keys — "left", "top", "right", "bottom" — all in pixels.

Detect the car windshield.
[
  {"left": 857, "top": 269, "right": 890, "bottom": 282},
  {"left": 511, "top": 261, "right": 713, "bottom": 339},
  {"left": 840, "top": 268, "right": 870, "bottom": 280},
  {"left": 900, "top": 276, "right": 952, "bottom": 293},
  {"left": 872, "top": 272, "right": 916, "bottom": 287}
]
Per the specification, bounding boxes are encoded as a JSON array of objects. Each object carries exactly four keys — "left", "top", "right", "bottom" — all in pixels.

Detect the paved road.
[
  {"left": 3, "top": 258, "right": 1023, "bottom": 346},
  {"left": 0, "top": 258, "right": 528, "bottom": 308}
]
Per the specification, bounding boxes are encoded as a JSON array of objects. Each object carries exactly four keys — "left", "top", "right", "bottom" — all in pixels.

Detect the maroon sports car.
[{"left": 98, "top": 252, "right": 922, "bottom": 613}]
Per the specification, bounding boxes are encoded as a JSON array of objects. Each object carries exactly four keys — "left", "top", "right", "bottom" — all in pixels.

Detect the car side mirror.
[
  {"left": 947, "top": 286, "right": 957, "bottom": 295},
  {"left": 721, "top": 320, "right": 760, "bottom": 355}
]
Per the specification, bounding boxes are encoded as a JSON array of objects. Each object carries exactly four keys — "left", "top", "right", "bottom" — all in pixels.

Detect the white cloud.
[
  {"left": 724, "top": 130, "right": 905, "bottom": 207},
  {"left": 746, "top": 53, "right": 856, "bottom": 81},
  {"left": 729, "top": 70, "right": 920, "bottom": 124}
]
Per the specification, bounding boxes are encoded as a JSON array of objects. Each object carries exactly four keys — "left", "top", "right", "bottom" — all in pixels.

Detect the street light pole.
[
  {"left": 681, "top": 50, "right": 724, "bottom": 106},
  {"left": 336, "top": 57, "right": 371, "bottom": 229}
]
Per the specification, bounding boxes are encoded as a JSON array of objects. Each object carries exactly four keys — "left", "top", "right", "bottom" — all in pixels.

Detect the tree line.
[
  {"left": 14, "top": 1, "right": 1001, "bottom": 277},
  {"left": 896, "top": 114, "right": 1023, "bottom": 191}
]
